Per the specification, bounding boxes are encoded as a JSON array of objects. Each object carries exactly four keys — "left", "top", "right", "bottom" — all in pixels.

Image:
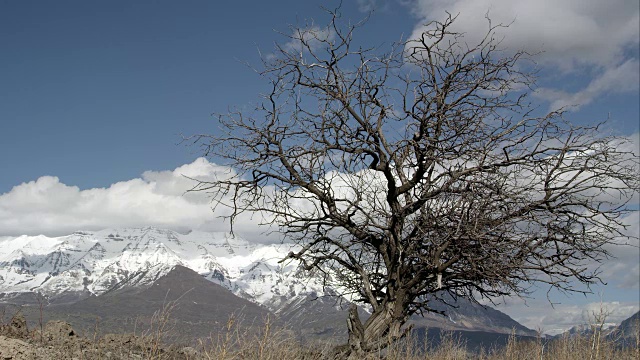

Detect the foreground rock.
[
  {"left": 0, "top": 335, "right": 38, "bottom": 359},
  {"left": 0, "top": 312, "right": 193, "bottom": 360}
]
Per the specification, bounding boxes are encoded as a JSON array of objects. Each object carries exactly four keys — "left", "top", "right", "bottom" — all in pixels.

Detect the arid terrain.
[{"left": 1, "top": 307, "right": 638, "bottom": 360}]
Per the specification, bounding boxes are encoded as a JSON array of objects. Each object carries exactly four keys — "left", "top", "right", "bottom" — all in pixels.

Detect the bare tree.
[{"left": 190, "top": 10, "right": 639, "bottom": 359}]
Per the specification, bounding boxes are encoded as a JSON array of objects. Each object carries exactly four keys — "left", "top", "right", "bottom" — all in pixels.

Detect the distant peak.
[{"left": 72, "top": 231, "right": 94, "bottom": 236}]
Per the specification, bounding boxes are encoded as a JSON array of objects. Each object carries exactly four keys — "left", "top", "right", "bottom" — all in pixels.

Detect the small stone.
[
  {"left": 0, "top": 335, "right": 38, "bottom": 359},
  {"left": 179, "top": 346, "right": 198, "bottom": 356}
]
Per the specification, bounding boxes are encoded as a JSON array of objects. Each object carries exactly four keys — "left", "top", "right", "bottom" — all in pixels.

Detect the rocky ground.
[{"left": 0, "top": 312, "right": 197, "bottom": 360}]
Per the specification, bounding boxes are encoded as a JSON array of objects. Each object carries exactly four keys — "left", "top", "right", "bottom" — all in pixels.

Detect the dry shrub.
[
  {"left": 198, "top": 314, "right": 325, "bottom": 360},
  {"left": 1, "top": 300, "right": 637, "bottom": 360}
]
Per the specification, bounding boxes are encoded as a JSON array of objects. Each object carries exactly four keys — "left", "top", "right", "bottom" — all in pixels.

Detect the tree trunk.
[{"left": 331, "top": 302, "right": 410, "bottom": 359}]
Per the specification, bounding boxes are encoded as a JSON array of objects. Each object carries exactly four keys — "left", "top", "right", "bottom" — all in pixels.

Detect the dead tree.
[{"left": 190, "top": 11, "right": 639, "bottom": 359}]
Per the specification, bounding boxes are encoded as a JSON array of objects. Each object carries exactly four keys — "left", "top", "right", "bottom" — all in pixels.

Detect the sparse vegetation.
[{"left": 1, "top": 305, "right": 638, "bottom": 359}]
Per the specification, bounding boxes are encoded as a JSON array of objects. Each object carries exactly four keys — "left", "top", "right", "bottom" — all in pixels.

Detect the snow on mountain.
[
  {"left": 0, "top": 226, "right": 541, "bottom": 337},
  {"left": 0, "top": 227, "right": 330, "bottom": 311},
  {"left": 565, "top": 323, "right": 619, "bottom": 336}
]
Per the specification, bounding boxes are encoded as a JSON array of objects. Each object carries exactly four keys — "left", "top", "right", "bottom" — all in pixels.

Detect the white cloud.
[
  {"left": 535, "top": 59, "right": 640, "bottom": 111},
  {"left": 497, "top": 298, "right": 640, "bottom": 335},
  {"left": 265, "top": 24, "right": 337, "bottom": 64},
  {"left": 409, "top": 0, "right": 638, "bottom": 69},
  {"left": 278, "top": 26, "right": 336, "bottom": 57},
  {"left": 356, "top": 0, "right": 391, "bottom": 13},
  {"left": 600, "top": 216, "right": 640, "bottom": 290},
  {"left": 357, "top": 0, "right": 378, "bottom": 12},
  {"left": 0, "top": 158, "right": 270, "bottom": 241},
  {"left": 407, "top": 0, "right": 639, "bottom": 110},
  {"left": 1, "top": 151, "right": 637, "bottom": 320},
  {"left": 494, "top": 210, "right": 639, "bottom": 334}
]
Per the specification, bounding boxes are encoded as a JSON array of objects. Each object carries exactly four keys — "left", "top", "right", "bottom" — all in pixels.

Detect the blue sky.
[
  {"left": 0, "top": 1, "right": 416, "bottom": 192},
  {"left": 1, "top": 0, "right": 638, "bottom": 333}
]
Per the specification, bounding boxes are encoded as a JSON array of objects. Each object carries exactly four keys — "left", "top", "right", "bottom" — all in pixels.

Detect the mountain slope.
[
  {"left": 408, "top": 293, "right": 535, "bottom": 335},
  {"left": 40, "top": 265, "right": 274, "bottom": 340},
  {"left": 608, "top": 311, "right": 640, "bottom": 347},
  {"left": 0, "top": 227, "right": 534, "bottom": 336}
]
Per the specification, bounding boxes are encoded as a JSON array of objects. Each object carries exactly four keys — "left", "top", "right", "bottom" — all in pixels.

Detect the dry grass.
[
  {"left": 192, "top": 314, "right": 640, "bottom": 360},
  {"left": 1, "top": 302, "right": 638, "bottom": 360},
  {"left": 196, "top": 314, "right": 327, "bottom": 360},
  {"left": 186, "top": 312, "right": 639, "bottom": 360}
]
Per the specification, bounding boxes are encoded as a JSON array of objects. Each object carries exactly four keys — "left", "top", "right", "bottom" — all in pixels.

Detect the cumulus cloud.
[
  {"left": 408, "top": 0, "right": 638, "bottom": 68},
  {"left": 0, "top": 158, "right": 271, "bottom": 241},
  {"left": 407, "top": 0, "right": 639, "bottom": 110},
  {"left": 1, "top": 147, "right": 637, "bottom": 314}
]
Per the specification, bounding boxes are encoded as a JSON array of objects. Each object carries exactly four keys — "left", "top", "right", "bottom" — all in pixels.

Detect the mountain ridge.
[{"left": 0, "top": 226, "right": 534, "bottom": 336}]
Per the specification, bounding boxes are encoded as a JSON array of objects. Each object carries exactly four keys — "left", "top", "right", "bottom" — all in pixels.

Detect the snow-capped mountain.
[
  {"left": 0, "top": 227, "right": 328, "bottom": 312},
  {"left": 0, "top": 226, "right": 535, "bottom": 337}
]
